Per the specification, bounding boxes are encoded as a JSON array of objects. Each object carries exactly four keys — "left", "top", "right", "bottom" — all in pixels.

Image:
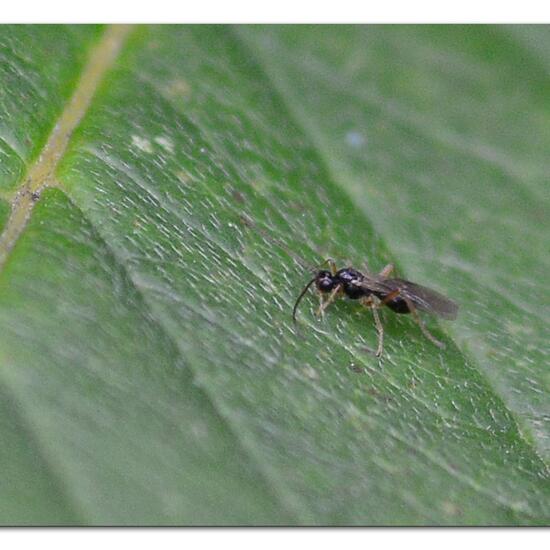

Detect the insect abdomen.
[{"left": 380, "top": 295, "right": 411, "bottom": 314}]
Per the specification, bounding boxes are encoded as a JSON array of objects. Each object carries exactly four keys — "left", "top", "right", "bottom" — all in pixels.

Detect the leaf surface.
[{"left": 0, "top": 25, "right": 548, "bottom": 525}]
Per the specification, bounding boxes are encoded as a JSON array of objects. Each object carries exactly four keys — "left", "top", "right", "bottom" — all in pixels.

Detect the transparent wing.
[{"left": 390, "top": 278, "right": 458, "bottom": 319}]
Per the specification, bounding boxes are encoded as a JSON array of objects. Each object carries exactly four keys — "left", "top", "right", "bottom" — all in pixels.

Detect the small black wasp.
[
  {"left": 238, "top": 214, "right": 457, "bottom": 357},
  {"left": 293, "top": 259, "right": 458, "bottom": 356}
]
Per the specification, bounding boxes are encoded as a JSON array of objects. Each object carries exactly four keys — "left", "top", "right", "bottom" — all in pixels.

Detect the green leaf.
[{"left": 0, "top": 25, "right": 548, "bottom": 525}]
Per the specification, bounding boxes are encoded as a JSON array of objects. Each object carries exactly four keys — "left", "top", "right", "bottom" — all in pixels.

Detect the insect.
[{"left": 292, "top": 259, "right": 458, "bottom": 356}]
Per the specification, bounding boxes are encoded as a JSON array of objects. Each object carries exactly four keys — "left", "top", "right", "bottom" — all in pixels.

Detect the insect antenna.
[{"left": 292, "top": 276, "right": 317, "bottom": 323}]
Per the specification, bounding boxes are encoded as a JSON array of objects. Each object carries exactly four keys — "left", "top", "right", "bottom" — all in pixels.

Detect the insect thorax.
[{"left": 336, "top": 268, "right": 368, "bottom": 300}]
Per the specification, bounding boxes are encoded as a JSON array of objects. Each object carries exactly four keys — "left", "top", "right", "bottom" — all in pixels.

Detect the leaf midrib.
[{"left": 0, "top": 25, "right": 132, "bottom": 270}]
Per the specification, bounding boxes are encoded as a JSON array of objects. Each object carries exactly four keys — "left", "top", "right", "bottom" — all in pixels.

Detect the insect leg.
[
  {"left": 378, "top": 263, "right": 395, "bottom": 278},
  {"left": 319, "top": 258, "right": 337, "bottom": 276},
  {"left": 380, "top": 288, "right": 400, "bottom": 306},
  {"left": 318, "top": 292, "right": 326, "bottom": 319},
  {"left": 316, "top": 284, "right": 342, "bottom": 317},
  {"left": 403, "top": 296, "right": 445, "bottom": 349},
  {"left": 371, "top": 304, "right": 384, "bottom": 357},
  {"left": 360, "top": 296, "right": 384, "bottom": 357}
]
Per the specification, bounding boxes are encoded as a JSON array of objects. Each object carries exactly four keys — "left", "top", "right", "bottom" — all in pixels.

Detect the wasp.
[{"left": 292, "top": 260, "right": 458, "bottom": 356}]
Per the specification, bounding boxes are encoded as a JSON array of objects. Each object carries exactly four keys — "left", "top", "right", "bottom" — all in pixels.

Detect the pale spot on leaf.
[
  {"left": 154, "top": 136, "right": 175, "bottom": 154},
  {"left": 131, "top": 135, "right": 153, "bottom": 153}
]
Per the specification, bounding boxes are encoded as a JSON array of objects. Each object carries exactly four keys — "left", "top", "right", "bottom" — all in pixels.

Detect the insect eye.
[
  {"left": 319, "top": 279, "right": 333, "bottom": 291},
  {"left": 315, "top": 271, "right": 335, "bottom": 292}
]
